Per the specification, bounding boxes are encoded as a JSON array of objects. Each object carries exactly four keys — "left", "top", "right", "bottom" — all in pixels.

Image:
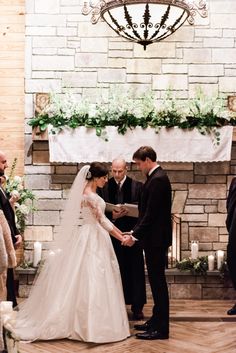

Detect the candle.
[
  {"left": 191, "top": 240, "right": 199, "bottom": 259},
  {"left": 208, "top": 255, "right": 215, "bottom": 271},
  {"left": 217, "top": 250, "right": 224, "bottom": 270},
  {"left": 168, "top": 251, "right": 172, "bottom": 267},
  {"left": 0, "top": 301, "right": 13, "bottom": 314},
  {"left": 33, "top": 241, "right": 42, "bottom": 267}
]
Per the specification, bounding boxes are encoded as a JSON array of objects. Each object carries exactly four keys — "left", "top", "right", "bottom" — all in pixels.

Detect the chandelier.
[{"left": 82, "top": 0, "right": 207, "bottom": 49}]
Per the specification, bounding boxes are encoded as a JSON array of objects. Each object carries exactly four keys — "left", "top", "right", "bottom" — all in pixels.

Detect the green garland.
[{"left": 29, "top": 89, "right": 236, "bottom": 144}]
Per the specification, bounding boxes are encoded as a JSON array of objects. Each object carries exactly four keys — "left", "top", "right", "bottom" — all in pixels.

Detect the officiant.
[{"left": 98, "top": 158, "right": 146, "bottom": 320}]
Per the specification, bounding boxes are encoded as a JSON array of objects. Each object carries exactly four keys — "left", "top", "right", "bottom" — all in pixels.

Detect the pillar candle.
[
  {"left": 33, "top": 241, "right": 42, "bottom": 267},
  {"left": 217, "top": 250, "right": 224, "bottom": 270},
  {"left": 168, "top": 251, "right": 172, "bottom": 267},
  {"left": 208, "top": 255, "right": 215, "bottom": 271},
  {"left": 191, "top": 240, "right": 199, "bottom": 259}
]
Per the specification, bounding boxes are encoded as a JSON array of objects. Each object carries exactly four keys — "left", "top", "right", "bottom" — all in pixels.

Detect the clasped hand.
[
  {"left": 121, "top": 232, "right": 135, "bottom": 247},
  {"left": 112, "top": 207, "right": 128, "bottom": 220}
]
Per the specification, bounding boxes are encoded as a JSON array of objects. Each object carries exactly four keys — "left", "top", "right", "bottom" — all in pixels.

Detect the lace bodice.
[{"left": 81, "top": 192, "right": 113, "bottom": 232}]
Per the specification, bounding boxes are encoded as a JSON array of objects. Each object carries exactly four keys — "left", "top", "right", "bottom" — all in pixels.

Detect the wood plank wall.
[{"left": 0, "top": 0, "right": 25, "bottom": 176}]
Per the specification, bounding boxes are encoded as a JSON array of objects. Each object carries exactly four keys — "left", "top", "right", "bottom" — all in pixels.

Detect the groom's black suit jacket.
[
  {"left": 132, "top": 166, "right": 172, "bottom": 333},
  {"left": 133, "top": 166, "right": 172, "bottom": 248}
]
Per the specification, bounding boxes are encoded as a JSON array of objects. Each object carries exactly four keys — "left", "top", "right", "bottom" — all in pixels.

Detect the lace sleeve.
[{"left": 86, "top": 195, "right": 114, "bottom": 232}]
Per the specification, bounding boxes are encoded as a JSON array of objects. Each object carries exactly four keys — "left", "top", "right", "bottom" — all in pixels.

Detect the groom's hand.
[{"left": 122, "top": 233, "right": 135, "bottom": 247}]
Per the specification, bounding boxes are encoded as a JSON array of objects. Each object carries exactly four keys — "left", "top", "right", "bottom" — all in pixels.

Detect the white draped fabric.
[{"left": 48, "top": 126, "right": 233, "bottom": 163}]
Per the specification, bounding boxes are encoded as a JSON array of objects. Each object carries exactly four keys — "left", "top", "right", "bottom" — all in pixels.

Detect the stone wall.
[
  {"left": 25, "top": 0, "right": 236, "bottom": 124},
  {"left": 17, "top": 267, "right": 235, "bottom": 300},
  {"left": 23, "top": 0, "right": 236, "bottom": 263}
]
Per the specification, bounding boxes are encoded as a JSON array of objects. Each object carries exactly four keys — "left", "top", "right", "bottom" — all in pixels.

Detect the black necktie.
[{"left": 116, "top": 182, "right": 123, "bottom": 204}]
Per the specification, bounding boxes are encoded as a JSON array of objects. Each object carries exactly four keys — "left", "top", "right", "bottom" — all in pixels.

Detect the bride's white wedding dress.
[{"left": 12, "top": 192, "right": 130, "bottom": 343}]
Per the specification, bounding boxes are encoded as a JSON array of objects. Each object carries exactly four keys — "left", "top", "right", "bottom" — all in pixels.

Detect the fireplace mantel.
[{"left": 36, "top": 126, "right": 233, "bottom": 163}]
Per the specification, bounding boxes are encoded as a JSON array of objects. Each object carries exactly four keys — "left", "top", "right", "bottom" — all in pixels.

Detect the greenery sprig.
[{"left": 29, "top": 88, "right": 236, "bottom": 144}]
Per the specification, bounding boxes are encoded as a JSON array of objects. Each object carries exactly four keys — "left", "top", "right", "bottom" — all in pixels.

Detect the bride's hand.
[{"left": 121, "top": 234, "right": 135, "bottom": 247}]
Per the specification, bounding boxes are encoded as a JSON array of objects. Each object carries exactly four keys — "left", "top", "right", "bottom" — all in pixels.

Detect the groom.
[{"left": 123, "top": 146, "right": 172, "bottom": 340}]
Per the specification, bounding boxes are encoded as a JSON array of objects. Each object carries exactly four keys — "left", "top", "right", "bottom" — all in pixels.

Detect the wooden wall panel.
[{"left": 0, "top": 0, "right": 25, "bottom": 176}]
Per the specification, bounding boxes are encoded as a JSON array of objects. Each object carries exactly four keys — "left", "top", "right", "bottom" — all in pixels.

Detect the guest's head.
[
  {"left": 0, "top": 150, "right": 8, "bottom": 176},
  {"left": 132, "top": 146, "right": 157, "bottom": 175},
  {"left": 111, "top": 158, "right": 127, "bottom": 183},
  {"left": 86, "top": 162, "right": 109, "bottom": 188}
]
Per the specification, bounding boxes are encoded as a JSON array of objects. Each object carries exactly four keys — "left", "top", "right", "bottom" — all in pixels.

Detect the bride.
[{"left": 11, "top": 162, "right": 130, "bottom": 343}]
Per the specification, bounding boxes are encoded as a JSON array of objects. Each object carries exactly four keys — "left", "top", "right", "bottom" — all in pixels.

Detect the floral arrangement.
[
  {"left": 176, "top": 256, "right": 229, "bottom": 277},
  {"left": 176, "top": 256, "right": 209, "bottom": 276},
  {"left": 28, "top": 88, "right": 236, "bottom": 144},
  {"left": 4, "top": 158, "right": 37, "bottom": 233}
]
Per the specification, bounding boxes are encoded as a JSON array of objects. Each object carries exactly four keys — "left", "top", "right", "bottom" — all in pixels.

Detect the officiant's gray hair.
[{"left": 112, "top": 158, "right": 126, "bottom": 168}]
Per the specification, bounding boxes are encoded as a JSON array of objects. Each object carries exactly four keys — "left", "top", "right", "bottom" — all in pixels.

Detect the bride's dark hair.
[{"left": 86, "top": 162, "right": 109, "bottom": 180}]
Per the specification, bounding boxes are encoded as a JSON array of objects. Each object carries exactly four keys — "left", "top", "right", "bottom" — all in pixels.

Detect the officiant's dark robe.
[
  {"left": 226, "top": 177, "right": 236, "bottom": 289},
  {"left": 99, "top": 176, "right": 146, "bottom": 309}
]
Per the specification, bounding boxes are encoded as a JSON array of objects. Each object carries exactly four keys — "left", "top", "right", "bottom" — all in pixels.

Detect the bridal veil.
[{"left": 13, "top": 165, "right": 90, "bottom": 338}]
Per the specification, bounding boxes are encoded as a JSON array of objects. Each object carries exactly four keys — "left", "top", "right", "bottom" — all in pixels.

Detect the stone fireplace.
[{"left": 18, "top": 132, "right": 236, "bottom": 299}]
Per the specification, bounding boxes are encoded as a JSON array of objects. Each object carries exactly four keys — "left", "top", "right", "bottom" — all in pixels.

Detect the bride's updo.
[{"left": 86, "top": 162, "right": 109, "bottom": 180}]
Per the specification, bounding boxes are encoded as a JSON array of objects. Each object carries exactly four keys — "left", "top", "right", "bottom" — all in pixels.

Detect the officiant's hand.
[
  {"left": 112, "top": 208, "right": 128, "bottom": 220},
  {"left": 14, "top": 234, "right": 23, "bottom": 249},
  {"left": 122, "top": 233, "right": 135, "bottom": 247}
]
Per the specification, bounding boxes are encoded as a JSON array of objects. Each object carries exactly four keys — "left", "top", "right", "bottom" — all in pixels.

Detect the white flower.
[
  {"left": 13, "top": 176, "right": 22, "bottom": 183},
  {"left": 17, "top": 183, "right": 24, "bottom": 191},
  {"left": 10, "top": 190, "right": 20, "bottom": 198},
  {"left": 18, "top": 204, "right": 30, "bottom": 215}
]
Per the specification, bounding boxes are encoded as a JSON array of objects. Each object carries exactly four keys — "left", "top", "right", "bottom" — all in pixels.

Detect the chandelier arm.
[
  {"left": 186, "top": 0, "right": 208, "bottom": 25},
  {"left": 123, "top": 5, "right": 142, "bottom": 40},
  {"left": 82, "top": 0, "right": 106, "bottom": 23},
  {"left": 107, "top": 9, "right": 138, "bottom": 41},
  {"left": 171, "top": 9, "right": 188, "bottom": 31},
  {"left": 107, "top": 10, "right": 124, "bottom": 32}
]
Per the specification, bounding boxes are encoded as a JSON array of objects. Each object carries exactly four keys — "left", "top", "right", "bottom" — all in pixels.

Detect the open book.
[{"left": 105, "top": 202, "right": 139, "bottom": 218}]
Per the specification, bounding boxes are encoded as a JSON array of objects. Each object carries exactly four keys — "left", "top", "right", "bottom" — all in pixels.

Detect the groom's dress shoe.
[
  {"left": 134, "top": 320, "right": 152, "bottom": 331},
  {"left": 227, "top": 304, "right": 236, "bottom": 315},
  {"left": 136, "top": 330, "right": 169, "bottom": 340}
]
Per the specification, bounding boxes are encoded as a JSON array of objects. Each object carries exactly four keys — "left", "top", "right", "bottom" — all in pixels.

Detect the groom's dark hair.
[
  {"left": 88, "top": 162, "right": 109, "bottom": 179},
  {"left": 133, "top": 146, "right": 157, "bottom": 162}
]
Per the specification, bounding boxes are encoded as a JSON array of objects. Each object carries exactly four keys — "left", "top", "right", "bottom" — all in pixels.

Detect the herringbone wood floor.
[{"left": 18, "top": 300, "right": 236, "bottom": 353}]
